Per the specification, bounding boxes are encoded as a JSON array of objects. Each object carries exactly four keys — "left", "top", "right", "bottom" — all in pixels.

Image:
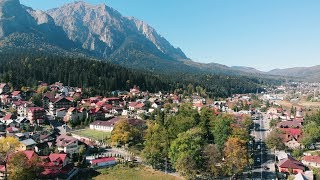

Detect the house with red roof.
[
  {"left": 39, "top": 153, "right": 75, "bottom": 179},
  {"left": 11, "top": 91, "right": 22, "bottom": 100},
  {"left": 89, "top": 157, "right": 116, "bottom": 168},
  {"left": 88, "top": 106, "right": 105, "bottom": 120},
  {"left": 41, "top": 153, "right": 70, "bottom": 169},
  {"left": 281, "top": 128, "right": 303, "bottom": 149},
  {"left": 302, "top": 155, "right": 320, "bottom": 168},
  {"left": 6, "top": 126, "right": 20, "bottom": 134},
  {"left": 128, "top": 102, "right": 145, "bottom": 111},
  {"left": 103, "top": 97, "right": 121, "bottom": 106},
  {"left": 2, "top": 113, "right": 17, "bottom": 121},
  {"left": 23, "top": 150, "right": 39, "bottom": 161},
  {"left": 278, "top": 155, "right": 305, "bottom": 174}
]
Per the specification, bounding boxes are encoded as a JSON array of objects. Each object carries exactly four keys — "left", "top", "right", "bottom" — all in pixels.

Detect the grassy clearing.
[
  {"left": 72, "top": 129, "right": 111, "bottom": 142},
  {"left": 94, "top": 164, "right": 182, "bottom": 180}
]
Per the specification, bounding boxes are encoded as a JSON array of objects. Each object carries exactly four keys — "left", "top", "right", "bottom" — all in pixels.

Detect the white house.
[
  {"left": 89, "top": 118, "right": 121, "bottom": 132},
  {"left": 56, "top": 135, "right": 79, "bottom": 155},
  {"left": 302, "top": 155, "right": 320, "bottom": 168}
]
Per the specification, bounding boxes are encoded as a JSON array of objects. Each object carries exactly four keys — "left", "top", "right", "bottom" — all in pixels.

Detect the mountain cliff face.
[
  {"left": 0, "top": 0, "right": 36, "bottom": 37},
  {"left": 47, "top": 1, "right": 187, "bottom": 60},
  {"left": 0, "top": 0, "right": 76, "bottom": 50}
]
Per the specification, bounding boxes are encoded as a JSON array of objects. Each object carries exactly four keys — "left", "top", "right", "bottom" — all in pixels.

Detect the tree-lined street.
[{"left": 250, "top": 112, "right": 276, "bottom": 180}]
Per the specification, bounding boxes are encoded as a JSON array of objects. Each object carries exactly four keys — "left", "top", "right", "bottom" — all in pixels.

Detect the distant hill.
[
  {"left": 231, "top": 66, "right": 264, "bottom": 74},
  {"left": 267, "top": 65, "right": 320, "bottom": 81}
]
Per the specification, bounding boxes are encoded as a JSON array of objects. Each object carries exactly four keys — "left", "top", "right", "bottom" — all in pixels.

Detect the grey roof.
[{"left": 20, "top": 138, "right": 37, "bottom": 146}]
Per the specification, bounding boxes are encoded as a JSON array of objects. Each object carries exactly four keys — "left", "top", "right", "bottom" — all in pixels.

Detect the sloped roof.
[
  {"left": 56, "top": 135, "right": 77, "bottom": 147},
  {"left": 20, "top": 138, "right": 37, "bottom": 146},
  {"left": 278, "top": 155, "right": 305, "bottom": 171},
  {"left": 23, "top": 150, "right": 38, "bottom": 160},
  {"left": 302, "top": 155, "right": 320, "bottom": 164}
]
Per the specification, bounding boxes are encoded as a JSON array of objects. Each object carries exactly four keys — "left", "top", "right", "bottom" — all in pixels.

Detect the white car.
[
  {"left": 257, "top": 145, "right": 261, "bottom": 149},
  {"left": 257, "top": 158, "right": 260, "bottom": 162}
]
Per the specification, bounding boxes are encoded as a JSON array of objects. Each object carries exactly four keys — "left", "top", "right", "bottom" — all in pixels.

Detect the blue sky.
[{"left": 20, "top": 0, "right": 320, "bottom": 71}]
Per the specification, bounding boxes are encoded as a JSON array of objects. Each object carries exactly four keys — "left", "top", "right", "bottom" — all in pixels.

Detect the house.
[
  {"left": 11, "top": 91, "right": 22, "bottom": 100},
  {"left": 295, "top": 107, "right": 304, "bottom": 118},
  {"left": 6, "top": 126, "right": 20, "bottom": 134},
  {"left": 89, "top": 157, "right": 116, "bottom": 168},
  {"left": 278, "top": 121, "right": 302, "bottom": 129},
  {"left": 151, "top": 101, "right": 163, "bottom": 109},
  {"left": 23, "top": 150, "right": 39, "bottom": 161},
  {"left": 19, "top": 138, "right": 37, "bottom": 151},
  {"left": 12, "top": 100, "right": 34, "bottom": 117},
  {"left": 49, "top": 97, "right": 73, "bottom": 116},
  {"left": 0, "top": 165, "right": 5, "bottom": 179},
  {"left": 41, "top": 153, "right": 70, "bottom": 168},
  {"left": 128, "top": 102, "right": 145, "bottom": 111},
  {"left": 14, "top": 132, "right": 29, "bottom": 141},
  {"left": 294, "top": 171, "right": 314, "bottom": 180},
  {"left": 103, "top": 97, "right": 121, "bottom": 106},
  {"left": 56, "top": 135, "right": 79, "bottom": 155},
  {"left": 278, "top": 155, "right": 305, "bottom": 174},
  {"left": 276, "top": 151, "right": 289, "bottom": 161},
  {"left": 35, "top": 142, "right": 53, "bottom": 155},
  {"left": 2, "top": 113, "right": 17, "bottom": 121},
  {"left": 0, "top": 94, "right": 11, "bottom": 107},
  {"left": 88, "top": 107, "right": 105, "bottom": 120},
  {"left": 27, "top": 107, "right": 46, "bottom": 124},
  {"left": 89, "top": 118, "right": 121, "bottom": 132},
  {"left": 56, "top": 108, "right": 67, "bottom": 118},
  {"left": 42, "top": 93, "right": 55, "bottom": 110},
  {"left": 193, "top": 102, "right": 204, "bottom": 111},
  {"left": 39, "top": 153, "right": 75, "bottom": 179},
  {"left": 130, "top": 85, "right": 140, "bottom": 96},
  {"left": 0, "top": 83, "right": 10, "bottom": 94},
  {"left": 63, "top": 107, "right": 87, "bottom": 123},
  {"left": 281, "top": 128, "right": 303, "bottom": 149},
  {"left": 302, "top": 155, "right": 320, "bottom": 168}
]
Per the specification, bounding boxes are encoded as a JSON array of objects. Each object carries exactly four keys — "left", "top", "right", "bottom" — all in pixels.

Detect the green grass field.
[
  {"left": 72, "top": 129, "right": 111, "bottom": 142},
  {"left": 94, "top": 165, "right": 182, "bottom": 180}
]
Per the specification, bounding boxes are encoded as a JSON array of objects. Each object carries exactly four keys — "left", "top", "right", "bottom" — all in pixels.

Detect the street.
[{"left": 250, "top": 112, "right": 276, "bottom": 180}]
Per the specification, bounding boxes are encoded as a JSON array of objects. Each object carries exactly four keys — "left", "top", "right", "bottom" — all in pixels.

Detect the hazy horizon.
[{"left": 20, "top": 0, "right": 320, "bottom": 71}]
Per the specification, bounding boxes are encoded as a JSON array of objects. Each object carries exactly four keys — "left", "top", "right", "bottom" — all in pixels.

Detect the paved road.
[{"left": 250, "top": 112, "right": 276, "bottom": 180}]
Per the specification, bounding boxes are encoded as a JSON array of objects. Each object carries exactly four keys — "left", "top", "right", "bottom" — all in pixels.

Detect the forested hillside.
[{"left": 0, "top": 51, "right": 264, "bottom": 97}]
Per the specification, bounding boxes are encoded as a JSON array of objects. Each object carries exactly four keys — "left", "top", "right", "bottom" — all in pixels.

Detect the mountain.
[
  {"left": 231, "top": 66, "right": 264, "bottom": 74},
  {"left": 0, "top": 0, "right": 78, "bottom": 51},
  {"left": 46, "top": 1, "right": 187, "bottom": 60},
  {"left": 0, "top": 0, "right": 296, "bottom": 82},
  {"left": 267, "top": 65, "right": 320, "bottom": 81}
]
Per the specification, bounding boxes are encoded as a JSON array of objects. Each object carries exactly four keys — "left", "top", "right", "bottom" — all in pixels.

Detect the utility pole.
[{"left": 165, "top": 157, "right": 168, "bottom": 174}]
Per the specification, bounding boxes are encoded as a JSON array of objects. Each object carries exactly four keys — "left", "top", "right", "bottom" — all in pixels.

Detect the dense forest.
[{"left": 0, "top": 51, "right": 265, "bottom": 97}]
